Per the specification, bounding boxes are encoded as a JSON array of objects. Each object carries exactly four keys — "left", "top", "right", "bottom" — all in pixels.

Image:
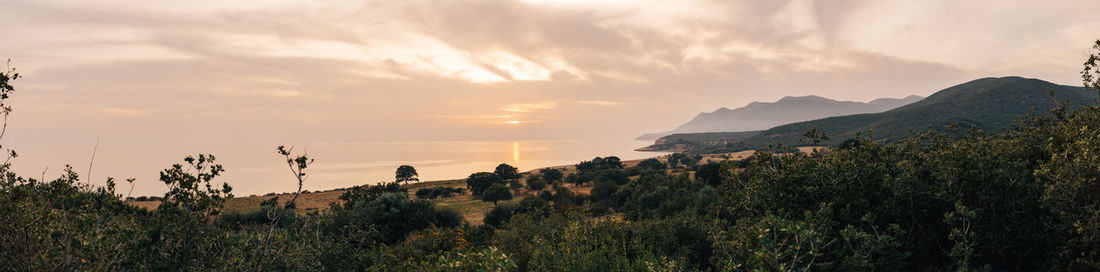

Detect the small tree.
[
  {"left": 396, "top": 165, "right": 419, "bottom": 184},
  {"left": 467, "top": 172, "right": 503, "bottom": 195},
  {"left": 695, "top": 162, "right": 724, "bottom": 186},
  {"left": 158, "top": 154, "right": 233, "bottom": 218},
  {"left": 1083, "top": 39, "right": 1100, "bottom": 91},
  {"left": 494, "top": 163, "right": 520, "bottom": 181},
  {"left": 526, "top": 175, "right": 546, "bottom": 191},
  {"left": 481, "top": 184, "right": 513, "bottom": 205},
  {"left": 540, "top": 168, "right": 563, "bottom": 183},
  {"left": 636, "top": 158, "right": 667, "bottom": 171}
]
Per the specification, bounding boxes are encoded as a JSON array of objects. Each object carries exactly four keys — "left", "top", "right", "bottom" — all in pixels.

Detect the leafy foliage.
[
  {"left": 396, "top": 165, "right": 419, "bottom": 184},
  {"left": 539, "top": 168, "right": 563, "bottom": 183},
  {"left": 415, "top": 186, "right": 466, "bottom": 199},
  {"left": 494, "top": 163, "right": 520, "bottom": 181},
  {"left": 575, "top": 156, "right": 623, "bottom": 172},
  {"left": 466, "top": 172, "right": 503, "bottom": 195},
  {"left": 481, "top": 183, "right": 513, "bottom": 205},
  {"left": 158, "top": 154, "right": 233, "bottom": 218}
]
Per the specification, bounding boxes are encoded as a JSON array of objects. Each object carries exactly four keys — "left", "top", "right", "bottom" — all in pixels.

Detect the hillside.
[
  {"left": 635, "top": 131, "right": 762, "bottom": 151},
  {"left": 637, "top": 94, "right": 923, "bottom": 140},
  {"left": 644, "top": 77, "right": 1097, "bottom": 152}
]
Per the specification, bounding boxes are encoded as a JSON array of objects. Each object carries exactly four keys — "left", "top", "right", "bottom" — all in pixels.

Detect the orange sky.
[{"left": 1, "top": 0, "right": 1098, "bottom": 195}]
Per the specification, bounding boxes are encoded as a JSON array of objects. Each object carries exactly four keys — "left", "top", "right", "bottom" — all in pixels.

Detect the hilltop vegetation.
[
  {"left": 3, "top": 40, "right": 1100, "bottom": 271},
  {"left": 645, "top": 76, "right": 1098, "bottom": 153}
]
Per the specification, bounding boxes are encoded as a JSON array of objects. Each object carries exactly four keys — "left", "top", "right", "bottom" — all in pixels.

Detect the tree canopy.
[
  {"left": 395, "top": 165, "right": 419, "bottom": 184},
  {"left": 494, "top": 163, "right": 520, "bottom": 181}
]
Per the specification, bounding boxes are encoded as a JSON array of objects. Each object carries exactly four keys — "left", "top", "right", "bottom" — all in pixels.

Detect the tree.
[
  {"left": 597, "top": 169, "right": 630, "bottom": 185},
  {"left": 466, "top": 172, "right": 503, "bottom": 195},
  {"left": 695, "top": 162, "right": 724, "bottom": 186},
  {"left": 495, "top": 163, "right": 520, "bottom": 181},
  {"left": 635, "top": 158, "right": 667, "bottom": 172},
  {"left": 482, "top": 184, "right": 513, "bottom": 205},
  {"left": 526, "top": 175, "right": 546, "bottom": 191},
  {"left": 484, "top": 204, "right": 517, "bottom": 227},
  {"left": 158, "top": 154, "right": 233, "bottom": 218},
  {"left": 668, "top": 153, "right": 688, "bottom": 169},
  {"left": 395, "top": 165, "right": 419, "bottom": 184},
  {"left": 576, "top": 156, "right": 624, "bottom": 172},
  {"left": 591, "top": 180, "right": 618, "bottom": 203},
  {"left": 540, "top": 168, "right": 563, "bottom": 183},
  {"left": 1083, "top": 39, "right": 1100, "bottom": 91}
]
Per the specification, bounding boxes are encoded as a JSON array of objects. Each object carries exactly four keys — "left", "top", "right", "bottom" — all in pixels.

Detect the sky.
[{"left": 1, "top": 0, "right": 1098, "bottom": 195}]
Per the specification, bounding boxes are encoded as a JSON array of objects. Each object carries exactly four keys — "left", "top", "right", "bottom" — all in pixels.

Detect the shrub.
[
  {"left": 597, "top": 169, "right": 629, "bottom": 185},
  {"left": 215, "top": 205, "right": 298, "bottom": 229},
  {"left": 537, "top": 189, "right": 553, "bottom": 201},
  {"left": 526, "top": 175, "right": 546, "bottom": 191},
  {"left": 484, "top": 204, "right": 517, "bottom": 227},
  {"left": 415, "top": 186, "right": 467, "bottom": 199},
  {"left": 635, "top": 158, "right": 666, "bottom": 172},
  {"left": 481, "top": 184, "right": 513, "bottom": 205},
  {"left": 539, "top": 168, "right": 563, "bottom": 183}
]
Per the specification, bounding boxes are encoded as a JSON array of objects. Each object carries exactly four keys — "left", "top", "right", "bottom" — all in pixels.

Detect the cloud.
[
  {"left": 501, "top": 102, "right": 557, "bottom": 113},
  {"left": 574, "top": 100, "right": 621, "bottom": 106}
]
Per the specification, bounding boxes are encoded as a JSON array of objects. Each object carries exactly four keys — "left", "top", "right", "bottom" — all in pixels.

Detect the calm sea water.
[
  {"left": 12, "top": 139, "right": 663, "bottom": 196},
  {"left": 225, "top": 139, "right": 663, "bottom": 196}
]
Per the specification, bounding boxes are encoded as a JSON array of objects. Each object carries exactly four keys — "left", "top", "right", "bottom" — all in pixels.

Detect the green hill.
[
  {"left": 644, "top": 77, "right": 1097, "bottom": 152},
  {"left": 635, "top": 131, "right": 761, "bottom": 151}
]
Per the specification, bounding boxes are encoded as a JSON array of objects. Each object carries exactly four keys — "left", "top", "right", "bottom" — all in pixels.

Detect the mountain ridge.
[
  {"left": 637, "top": 94, "right": 924, "bottom": 140},
  {"left": 642, "top": 76, "right": 1098, "bottom": 152}
]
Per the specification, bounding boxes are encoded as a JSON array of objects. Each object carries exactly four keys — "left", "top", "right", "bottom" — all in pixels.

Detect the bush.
[
  {"left": 215, "top": 205, "right": 299, "bottom": 229},
  {"left": 694, "top": 162, "right": 724, "bottom": 186},
  {"left": 537, "top": 189, "right": 553, "bottom": 201},
  {"left": 526, "top": 175, "right": 546, "bottom": 191},
  {"left": 415, "top": 186, "right": 466, "bottom": 199},
  {"left": 516, "top": 196, "right": 551, "bottom": 217},
  {"left": 597, "top": 169, "right": 629, "bottom": 185},
  {"left": 482, "top": 184, "right": 513, "bottom": 205},
  {"left": 591, "top": 180, "right": 618, "bottom": 204},
  {"left": 484, "top": 204, "right": 518, "bottom": 227},
  {"left": 634, "top": 158, "right": 666, "bottom": 172},
  {"left": 539, "top": 168, "right": 563, "bottom": 183}
]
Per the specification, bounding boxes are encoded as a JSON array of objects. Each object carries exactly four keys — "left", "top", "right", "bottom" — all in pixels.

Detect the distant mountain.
[
  {"left": 642, "top": 77, "right": 1098, "bottom": 152},
  {"left": 636, "top": 95, "right": 924, "bottom": 140}
]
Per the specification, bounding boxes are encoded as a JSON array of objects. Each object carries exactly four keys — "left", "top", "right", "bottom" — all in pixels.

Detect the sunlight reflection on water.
[{"left": 225, "top": 139, "right": 663, "bottom": 195}]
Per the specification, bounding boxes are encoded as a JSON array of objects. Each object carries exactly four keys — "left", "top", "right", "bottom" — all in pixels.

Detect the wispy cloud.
[
  {"left": 574, "top": 100, "right": 622, "bottom": 107},
  {"left": 501, "top": 102, "right": 557, "bottom": 113}
]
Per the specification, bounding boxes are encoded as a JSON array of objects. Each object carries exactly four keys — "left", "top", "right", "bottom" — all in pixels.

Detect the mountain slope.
[
  {"left": 637, "top": 95, "right": 923, "bottom": 140},
  {"left": 647, "top": 77, "right": 1097, "bottom": 152}
]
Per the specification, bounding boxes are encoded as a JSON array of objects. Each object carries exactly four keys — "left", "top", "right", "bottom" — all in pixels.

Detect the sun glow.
[{"left": 503, "top": 120, "right": 523, "bottom": 125}]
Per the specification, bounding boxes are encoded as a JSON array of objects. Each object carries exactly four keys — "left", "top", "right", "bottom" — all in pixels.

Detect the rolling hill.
[
  {"left": 637, "top": 95, "right": 923, "bottom": 140},
  {"left": 642, "top": 77, "right": 1098, "bottom": 152}
]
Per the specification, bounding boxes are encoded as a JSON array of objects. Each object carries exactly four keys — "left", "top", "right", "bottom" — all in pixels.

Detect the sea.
[{"left": 11, "top": 139, "right": 664, "bottom": 197}]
